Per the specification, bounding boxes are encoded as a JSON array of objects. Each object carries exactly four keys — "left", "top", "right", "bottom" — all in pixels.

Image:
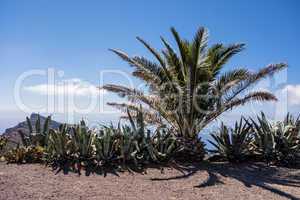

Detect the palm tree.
[{"left": 103, "top": 27, "right": 286, "bottom": 143}]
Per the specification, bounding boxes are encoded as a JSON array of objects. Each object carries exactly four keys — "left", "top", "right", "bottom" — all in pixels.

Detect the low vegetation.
[
  {"left": 209, "top": 112, "right": 300, "bottom": 166},
  {"left": 208, "top": 117, "right": 253, "bottom": 162},
  {"left": 250, "top": 113, "right": 300, "bottom": 166},
  {"left": 2, "top": 111, "right": 300, "bottom": 173},
  {"left": 3, "top": 110, "right": 180, "bottom": 174}
]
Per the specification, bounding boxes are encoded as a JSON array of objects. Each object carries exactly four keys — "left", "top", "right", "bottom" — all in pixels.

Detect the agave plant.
[
  {"left": 94, "top": 125, "right": 119, "bottom": 167},
  {"left": 250, "top": 112, "right": 300, "bottom": 165},
  {"left": 18, "top": 114, "right": 51, "bottom": 147},
  {"left": 103, "top": 26, "right": 286, "bottom": 157},
  {"left": 208, "top": 118, "right": 253, "bottom": 162},
  {"left": 283, "top": 113, "right": 300, "bottom": 133},
  {"left": 117, "top": 124, "right": 142, "bottom": 166},
  {"left": 250, "top": 113, "right": 278, "bottom": 163},
  {"left": 46, "top": 124, "right": 74, "bottom": 170},
  {"left": 126, "top": 107, "right": 180, "bottom": 164},
  {"left": 126, "top": 107, "right": 155, "bottom": 162},
  {"left": 150, "top": 128, "right": 178, "bottom": 163},
  {"left": 274, "top": 121, "right": 300, "bottom": 165},
  {"left": 4, "top": 114, "right": 50, "bottom": 164},
  {"left": 71, "top": 120, "right": 96, "bottom": 171}
]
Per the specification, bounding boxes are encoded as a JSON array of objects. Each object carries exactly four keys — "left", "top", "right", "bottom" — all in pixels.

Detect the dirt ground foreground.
[{"left": 0, "top": 162, "right": 300, "bottom": 200}]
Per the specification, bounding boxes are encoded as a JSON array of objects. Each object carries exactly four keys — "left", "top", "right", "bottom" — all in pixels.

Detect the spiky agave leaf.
[
  {"left": 94, "top": 126, "right": 119, "bottom": 165},
  {"left": 71, "top": 121, "right": 95, "bottom": 161},
  {"left": 26, "top": 117, "right": 33, "bottom": 133},
  {"left": 35, "top": 114, "right": 41, "bottom": 134},
  {"left": 249, "top": 112, "right": 277, "bottom": 161},
  {"left": 19, "top": 114, "right": 52, "bottom": 147},
  {"left": 46, "top": 124, "right": 73, "bottom": 161},
  {"left": 150, "top": 129, "right": 178, "bottom": 162},
  {"left": 43, "top": 116, "right": 51, "bottom": 135},
  {"left": 18, "top": 130, "right": 30, "bottom": 147},
  {"left": 118, "top": 124, "right": 141, "bottom": 166},
  {"left": 108, "top": 102, "right": 163, "bottom": 125}
]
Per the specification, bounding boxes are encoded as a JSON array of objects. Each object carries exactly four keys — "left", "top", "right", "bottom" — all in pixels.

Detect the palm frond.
[
  {"left": 226, "top": 63, "right": 287, "bottom": 101},
  {"left": 170, "top": 27, "right": 190, "bottom": 69},
  {"left": 226, "top": 91, "right": 277, "bottom": 109}
]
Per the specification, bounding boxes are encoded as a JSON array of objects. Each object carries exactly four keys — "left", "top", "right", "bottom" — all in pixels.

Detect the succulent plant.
[
  {"left": 150, "top": 129, "right": 178, "bottom": 163},
  {"left": 71, "top": 120, "right": 95, "bottom": 169},
  {"left": 209, "top": 117, "right": 252, "bottom": 162},
  {"left": 118, "top": 124, "right": 142, "bottom": 166},
  {"left": 18, "top": 114, "right": 51, "bottom": 147},
  {"left": 250, "top": 112, "right": 300, "bottom": 165},
  {"left": 94, "top": 126, "right": 119, "bottom": 166},
  {"left": 4, "top": 114, "right": 51, "bottom": 164},
  {"left": 45, "top": 124, "right": 74, "bottom": 170}
]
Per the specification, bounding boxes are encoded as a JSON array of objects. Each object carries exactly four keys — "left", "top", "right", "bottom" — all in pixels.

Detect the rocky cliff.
[{"left": 2, "top": 113, "right": 61, "bottom": 145}]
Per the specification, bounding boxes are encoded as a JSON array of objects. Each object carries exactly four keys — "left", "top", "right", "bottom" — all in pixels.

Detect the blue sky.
[{"left": 0, "top": 0, "right": 299, "bottom": 132}]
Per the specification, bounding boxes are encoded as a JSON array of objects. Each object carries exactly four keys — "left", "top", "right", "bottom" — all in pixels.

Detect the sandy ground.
[{"left": 0, "top": 162, "right": 300, "bottom": 200}]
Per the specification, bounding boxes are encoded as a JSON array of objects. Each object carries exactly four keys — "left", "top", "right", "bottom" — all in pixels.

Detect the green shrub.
[
  {"left": 208, "top": 118, "right": 253, "bottom": 162},
  {"left": 45, "top": 124, "right": 74, "bottom": 170},
  {"left": 18, "top": 115, "right": 51, "bottom": 147},
  {"left": 94, "top": 125, "right": 119, "bottom": 167},
  {"left": 4, "top": 114, "right": 51, "bottom": 164},
  {"left": 71, "top": 120, "right": 96, "bottom": 171},
  {"left": 150, "top": 129, "right": 178, "bottom": 163},
  {"left": 117, "top": 124, "right": 144, "bottom": 166},
  {"left": 250, "top": 112, "right": 300, "bottom": 166},
  {"left": 5, "top": 145, "right": 44, "bottom": 164},
  {"left": 40, "top": 108, "right": 180, "bottom": 173},
  {"left": 125, "top": 108, "right": 179, "bottom": 164}
]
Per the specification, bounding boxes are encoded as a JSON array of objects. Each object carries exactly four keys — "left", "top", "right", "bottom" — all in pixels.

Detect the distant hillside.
[{"left": 2, "top": 113, "right": 61, "bottom": 145}]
